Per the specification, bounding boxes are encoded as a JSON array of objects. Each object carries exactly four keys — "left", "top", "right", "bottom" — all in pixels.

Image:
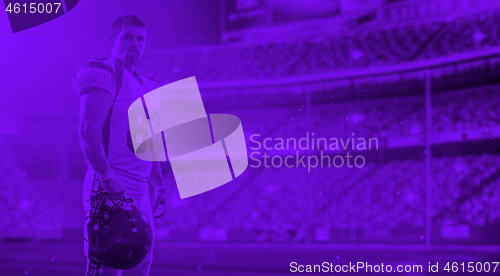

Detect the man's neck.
[
  {"left": 123, "top": 64, "right": 135, "bottom": 75},
  {"left": 111, "top": 57, "right": 135, "bottom": 74}
]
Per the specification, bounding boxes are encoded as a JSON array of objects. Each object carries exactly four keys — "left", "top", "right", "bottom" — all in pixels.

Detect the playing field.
[{"left": 1, "top": 241, "right": 498, "bottom": 275}]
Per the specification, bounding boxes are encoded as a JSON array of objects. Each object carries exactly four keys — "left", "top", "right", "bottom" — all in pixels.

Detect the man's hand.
[
  {"left": 101, "top": 179, "right": 126, "bottom": 201},
  {"left": 152, "top": 188, "right": 167, "bottom": 218}
]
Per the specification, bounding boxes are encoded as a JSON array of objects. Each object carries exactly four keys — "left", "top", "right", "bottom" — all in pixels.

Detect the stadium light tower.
[
  {"left": 425, "top": 71, "right": 432, "bottom": 247},
  {"left": 306, "top": 89, "right": 313, "bottom": 243}
]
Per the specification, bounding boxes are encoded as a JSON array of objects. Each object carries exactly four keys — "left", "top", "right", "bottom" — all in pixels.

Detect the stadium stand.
[
  {"left": 149, "top": 10, "right": 500, "bottom": 82},
  {"left": 4, "top": 10, "right": 500, "bottom": 244}
]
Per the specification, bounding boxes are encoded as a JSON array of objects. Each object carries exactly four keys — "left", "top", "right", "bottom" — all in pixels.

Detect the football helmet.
[{"left": 86, "top": 192, "right": 153, "bottom": 270}]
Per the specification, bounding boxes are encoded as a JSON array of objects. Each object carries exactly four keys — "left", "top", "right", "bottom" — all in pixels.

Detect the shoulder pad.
[
  {"left": 73, "top": 59, "right": 116, "bottom": 97},
  {"left": 76, "top": 59, "right": 114, "bottom": 76},
  {"left": 137, "top": 73, "right": 155, "bottom": 82},
  {"left": 135, "top": 73, "right": 159, "bottom": 90}
]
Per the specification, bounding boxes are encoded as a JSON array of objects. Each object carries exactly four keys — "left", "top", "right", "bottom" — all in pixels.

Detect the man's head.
[{"left": 109, "top": 15, "right": 146, "bottom": 66}]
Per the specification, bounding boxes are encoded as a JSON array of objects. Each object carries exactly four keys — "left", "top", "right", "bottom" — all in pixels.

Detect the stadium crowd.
[
  {"left": 147, "top": 10, "right": 500, "bottom": 82},
  {"left": 155, "top": 152, "right": 499, "bottom": 242},
  {"left": 3, "top": 80, "right": 500, "bottom": 243},
  {"left": 2, "top": 10, "right": 500, "bottom": 243}
]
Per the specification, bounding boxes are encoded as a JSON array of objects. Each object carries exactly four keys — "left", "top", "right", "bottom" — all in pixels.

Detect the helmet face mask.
[{"left": 87, "top": 194, "right": 153, "bottom": 270}]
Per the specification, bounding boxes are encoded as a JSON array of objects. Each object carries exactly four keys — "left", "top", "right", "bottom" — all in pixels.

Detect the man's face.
[{"left": 110, "top": 24, "right": 146, "bottom": 66}]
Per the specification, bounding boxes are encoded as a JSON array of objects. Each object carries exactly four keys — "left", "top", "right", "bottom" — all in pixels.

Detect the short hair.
[{"left": 111, "top": 15, "right": 146, "bottom": 37}]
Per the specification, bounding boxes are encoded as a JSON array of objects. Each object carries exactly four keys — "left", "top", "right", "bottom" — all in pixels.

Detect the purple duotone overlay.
[{"left": 1, "top": 0, "right": 500, "bottom": 275}]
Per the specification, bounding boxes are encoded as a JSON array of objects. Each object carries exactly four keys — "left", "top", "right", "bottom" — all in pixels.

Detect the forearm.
[
  {"left": 79, "top": 129, "right": 112, "bottom": 177},
  {"left": 148, "top": 161, "right": 164, "bottom": 190}
]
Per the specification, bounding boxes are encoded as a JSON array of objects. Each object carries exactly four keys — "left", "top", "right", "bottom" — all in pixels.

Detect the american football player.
[{"left": 73, "top": 15, "right": 166, "bottom": 276}]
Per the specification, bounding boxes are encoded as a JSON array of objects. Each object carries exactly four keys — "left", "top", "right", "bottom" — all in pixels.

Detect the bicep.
[{"left": 79, "top": 87, "right": 114, "bottom": 133}]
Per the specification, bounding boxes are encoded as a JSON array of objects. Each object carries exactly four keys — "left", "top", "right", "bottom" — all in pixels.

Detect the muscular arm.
[
  {"left": 78, "top": 88, "right": 114, "bottom": 177},
  {"left": 148, "top": 161, "right": 164, "bottom": 189}
]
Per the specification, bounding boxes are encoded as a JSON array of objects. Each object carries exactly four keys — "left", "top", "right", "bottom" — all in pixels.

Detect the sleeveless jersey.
[{"left": 73, "top": 58, "right": 159, "bottom": 191}]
